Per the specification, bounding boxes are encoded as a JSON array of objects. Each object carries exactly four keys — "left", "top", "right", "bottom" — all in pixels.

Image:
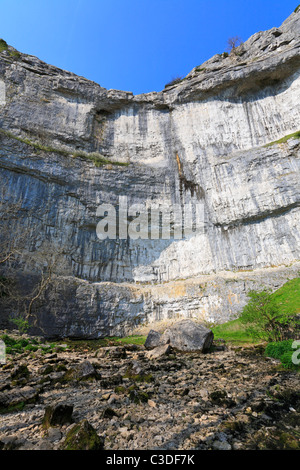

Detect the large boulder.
[
  {"left": 144, "top": 330, "right": 162, "bottom": 350},
  {"left": 159, "top": 319, "right": 213, "bottom": 353}
]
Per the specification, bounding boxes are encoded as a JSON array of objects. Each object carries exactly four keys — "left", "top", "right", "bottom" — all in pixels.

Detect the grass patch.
[
  {"left": 265, "top": 130, "right": 300, "bottom": 147},
  {"left": 63, "top": 335, "right": 146, "bottom": 352},
  {"left": 0, "top": 401, "right": 25, "bottom": 415},
  {"left": 270, "top": 277, "right": 300, "bottom": 315},
  {"left": 0, "top": 128, "right": 129, "bottom": 168},
  {"left": 0, "top": 38, "right": 21, "bottom": 59},
  {"left": 195, "top": 66, "right": 207, "bottom": 72},
  {"left": 110, "top": 335, "right": 146, "bottom": 346},
  {"left": 71, "top": 150, "right": 129, "bottom": 167},
  {"left": 0, "top": 38, "right": 9, "bottom": 53},
  {"left": 212, "top": 318, "right": 259, "bottom": 346},
  {"left": 0, "top": 334, "right": 64, "bottom": 356},
  {"left": 295, "top": 4, "right": 300, "bottom": 13}
]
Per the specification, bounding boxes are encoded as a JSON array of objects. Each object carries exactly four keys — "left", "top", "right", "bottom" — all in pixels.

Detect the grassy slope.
[{"left": 213, "top": 277, "right": 300, "bottom": 345}]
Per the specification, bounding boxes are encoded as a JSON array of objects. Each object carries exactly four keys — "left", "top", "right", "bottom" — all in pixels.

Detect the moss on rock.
[{"left": 59, "top": 420, "right": 104, "bottom": 450}]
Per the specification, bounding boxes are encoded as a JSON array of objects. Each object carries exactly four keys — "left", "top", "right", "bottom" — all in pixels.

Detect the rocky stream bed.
[{"left": 0, "top": 334, "right": 299, "bottom": 451}]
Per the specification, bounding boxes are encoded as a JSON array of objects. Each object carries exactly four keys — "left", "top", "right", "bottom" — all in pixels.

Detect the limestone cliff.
[{"left": 0, "top": 10, "right": 299, "bottom": 338}]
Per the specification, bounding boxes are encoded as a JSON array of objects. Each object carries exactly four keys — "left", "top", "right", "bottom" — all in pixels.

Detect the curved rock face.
[{"left": 0, "top": 11, "right": 299, "bottom": 337}]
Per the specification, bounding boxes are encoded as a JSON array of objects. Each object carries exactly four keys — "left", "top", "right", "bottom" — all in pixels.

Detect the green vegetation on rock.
[
  {"left": 164, "top": 76, "right": 184, "bottom": 88},
  {"left": 213, "top": 277, "right": 300, "bottom": 345},
  {"left": 0, "top": 333, "right": 65, "bottom": 356},
  {"left": 212, "top": 318, "right": 257, "bottom": 345},
  {"left": 59, "top": 420, "right": 104, "bottom": 450},
  {"left": 111, "top": 335, "right": 147, "bottom": 345},
  {"left": 239, "top": 289, "right": 295, "bottom": 342},
  {"left": 0, "top": 128, "right": 129, "bottom": 167},
  {"left": 271, "top": 277, "right": 300, "bottom": 315},
  {"left": 0, "top": 401, "right": 25, "bottom": 415},
  {"left": 265, "top": 339, "right": 300, "bottom": 370},
  {"left": 0, "top": 39, "right": 8, "bottom": 53},
  {"left": 265, "top": 130, "right": 300, "bottom": 147},
  {"left": 0, "top": 38, "right": 20, "bottom": 58}
]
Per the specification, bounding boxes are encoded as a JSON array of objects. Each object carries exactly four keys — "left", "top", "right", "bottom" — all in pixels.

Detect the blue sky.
[{"left": 0, "top": 0, "right": 298, "bottom": 95}]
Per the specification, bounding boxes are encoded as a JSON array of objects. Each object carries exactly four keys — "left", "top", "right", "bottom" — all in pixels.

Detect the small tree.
[
  {"left": 2, "top": 241, "right": 73, "bottom": 332},
  {"left": 227, "top": 36, "right": 243, "bottom": 53},
  {"left": 239, "top": 289, "right": 296, "bottom": 342},
  {"left": 0, "top": 175, "right": 73, "bottom": 333},
  {"left": 165, "top": 76, "right": 184, "bottom": 88}
]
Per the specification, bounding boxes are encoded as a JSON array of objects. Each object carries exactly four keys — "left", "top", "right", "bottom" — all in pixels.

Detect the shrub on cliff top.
[
  {"left": 0, "top": 39, "right": 20, "bottom": 58},
  {"left": 0, "top": 39, "right": 8, "bottom": 53},
  {"left": 165, "top": 76, "right": 184, "bottom": 88}
]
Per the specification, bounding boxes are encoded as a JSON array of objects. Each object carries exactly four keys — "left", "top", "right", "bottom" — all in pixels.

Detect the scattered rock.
[
  {"left": 146, "top": 343, "right": 173, "bottom": 360},
  {"left": 63, "top": 361, "right": 100, "bottom": 382},
  {"left": 35, "top": 441, "right": 54, "bottom": 450},
  {"left": 148, "top": 399, "right": 157, "bottom": 408},
  {"left": 1, "top": 330, "right": 299, "bottom": 451},
  {"left": 129, "top": 387, "right": 149, "bottom": 404},
  {"left": 11, "top": 364, "right": 30, "bottom": 381},
  {"left": 209, "top": 390, "right": 236, "bottom": 408},
  {"left": 129, "top": 361, "right": 144, "bottom": 376},
  {"left": 0, "top": 386, "right": 40, "bottom": 411}
]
